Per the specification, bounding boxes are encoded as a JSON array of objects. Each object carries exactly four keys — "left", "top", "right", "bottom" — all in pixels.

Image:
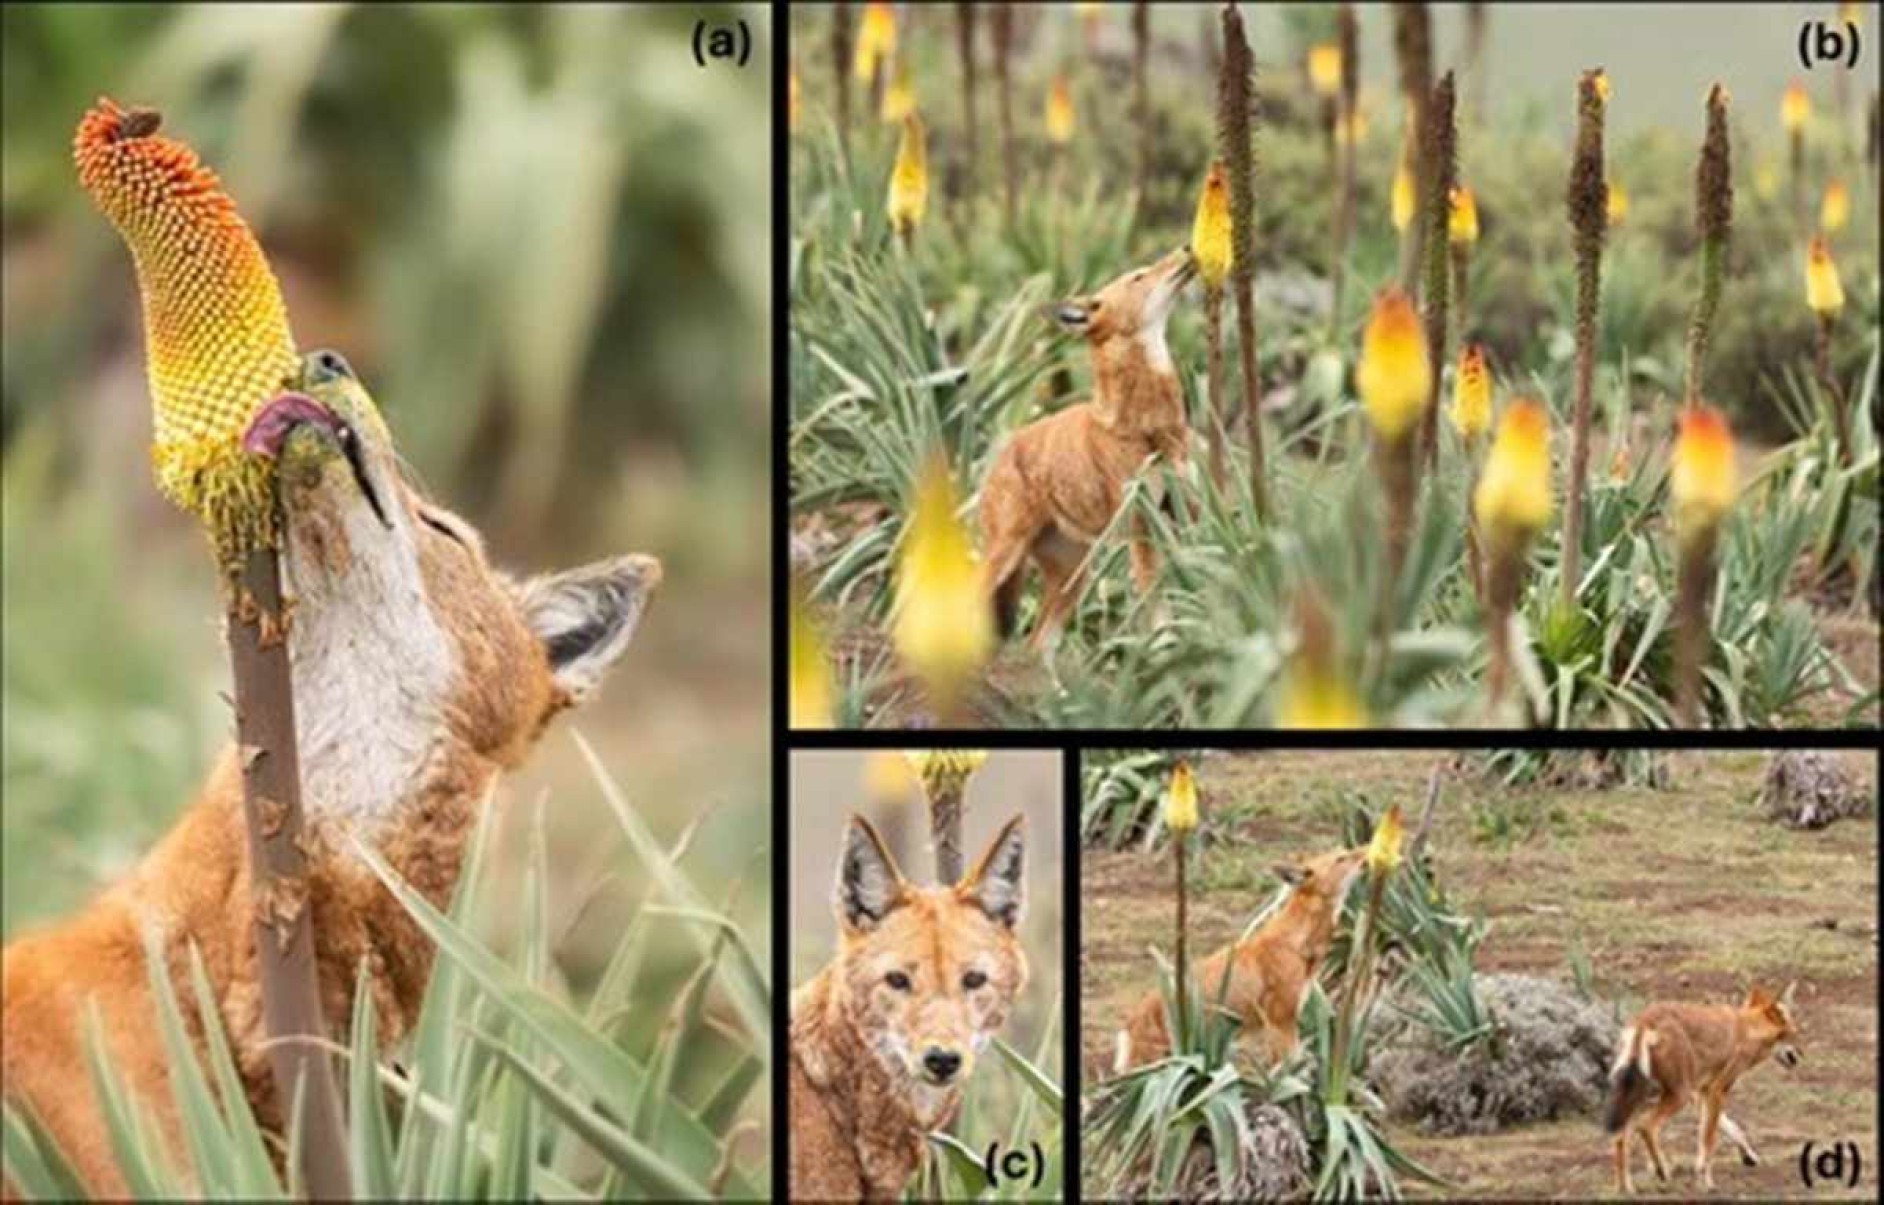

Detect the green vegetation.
[{"left": 789, "top": 4, "right": 1878, "bottom": 729}]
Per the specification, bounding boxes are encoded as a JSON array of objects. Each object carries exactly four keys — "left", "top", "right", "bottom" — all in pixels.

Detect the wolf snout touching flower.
[
  {"left": 1604, "top": 982, "right": 1802, "bottom": 1194},
  {"left": 790, "top": 814, "right": 1028, "bottom": 1200},
  {"left": 1, "top": 348, "right": 660, "bottom": 1196},
  {"left": 979, "top": 247, "right": 1196, "bottom": 650},
  {"left": 1114, "top": 844, "right": 1366, "bottom": 1072}
]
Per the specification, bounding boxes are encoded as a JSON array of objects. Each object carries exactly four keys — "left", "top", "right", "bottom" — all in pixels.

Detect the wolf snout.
[
  {"left": 1777, "top": 1044, "right": 1802, "bottom": 1069},
  {"left": 921, "top": 1047, "right": 963, "bottom": 1083}
]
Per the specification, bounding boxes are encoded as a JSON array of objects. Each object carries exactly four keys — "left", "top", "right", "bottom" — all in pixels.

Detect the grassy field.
[
  {"left": 789, "top": 2, "right": 1880, "bottom": 730},
  {"left": 1080, "top": 748, "right": 1878, "bottom": 1200}
]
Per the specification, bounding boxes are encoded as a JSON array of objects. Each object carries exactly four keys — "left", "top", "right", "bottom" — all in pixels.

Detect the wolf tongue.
[{"left": 241, "top": 393, "right": 338, "bottom": 459}]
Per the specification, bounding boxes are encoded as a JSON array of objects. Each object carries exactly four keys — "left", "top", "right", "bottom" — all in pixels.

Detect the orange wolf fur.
[
  {"left": 2, "top": 353, "right": 658, "bottom": 1197},
  {"left": 1603, "top": 982, "right": 1802, "bottom": 1194},
  {"left": 1114, "top": 846, "right": 1366, "bottom": 1072},
  {"left": 979, "top": 247, "right": 1196, "bottom": 650},
  {"left": 789, "top": 815, "right": 1028, "bottom": 1201}
]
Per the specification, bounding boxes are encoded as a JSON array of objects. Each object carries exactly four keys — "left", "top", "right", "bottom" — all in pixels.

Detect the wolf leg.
[{"left": 1716, "top": 1112, "right": 1760, "bottom": 1167}]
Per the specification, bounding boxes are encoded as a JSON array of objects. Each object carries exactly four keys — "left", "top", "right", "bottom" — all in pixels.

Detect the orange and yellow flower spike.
[
  {"left": 1356, "top": 288, "right": 1431, "bottom": 443},
  {"left": 74, "top": 98, "right": 300, "bottom": 566},
  {"left": 1190, "top": 160, "right": 1232, "bottom": 289},
  {"left": 1669, "top": 404, "right": 1736, "bottom": 546},
  {"left": 1805, "top": 234, "right": 1844, "bottom": 316},
  {"left": 1046, "top": 75, "right": 1076, "bottom": 145}
]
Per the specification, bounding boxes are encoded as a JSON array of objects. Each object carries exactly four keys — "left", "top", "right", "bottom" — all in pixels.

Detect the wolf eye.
[
  {"left": 420, "top": 510, "right": 468, "bottom": 548},
  {"left": 962, "top": 970, "right": 987, "bottom": 991},
  {"left": 885, "top": 971, "right": 912, "bottom": 992}
]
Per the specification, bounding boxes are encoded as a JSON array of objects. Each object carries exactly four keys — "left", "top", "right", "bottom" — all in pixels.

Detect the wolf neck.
[
  {"left": 1275, "top": 887, "right": 1344, "bottom": 961},
  {"left": 284, "top": 534, "right": 458, "bottom": 830},
  {"left": 1091, "top": 323, "right": 1181, "bottom": 437}
]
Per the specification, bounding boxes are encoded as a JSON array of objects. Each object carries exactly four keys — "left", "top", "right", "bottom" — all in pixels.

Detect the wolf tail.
[{"left": 1603, "top": 1024, "right": 1655, "bottom": 1134}]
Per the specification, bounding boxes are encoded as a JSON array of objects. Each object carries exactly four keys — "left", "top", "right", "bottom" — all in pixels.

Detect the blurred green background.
[{"left": 1, "top": 0, "right": 771, "bottom": 1037}]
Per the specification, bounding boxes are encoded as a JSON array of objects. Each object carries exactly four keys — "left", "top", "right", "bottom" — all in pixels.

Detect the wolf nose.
[{"left": 922, "top": 1048, "right": 963, "bottom": 1082}]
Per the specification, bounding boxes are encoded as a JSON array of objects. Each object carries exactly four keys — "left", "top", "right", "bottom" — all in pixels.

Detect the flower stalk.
[
  {"left": 1806, "top": 235, "right": 1850, "bottom": 468},
  {"left": 1330, "top": 3, "right": 1359, "bottom": 334},
  {"left": 1358, "top": 287, "right": 1433, "bottom": 619},
  {"left": 905, "top": 750, "right": 988, "bottom": 883},
  {"left": 75, "top": 98, "right": 350, "bottom": 1198},
  {"left": 991, "top": 4, "right": 1017, "bottom": 229},
  {"left": 1165, "top": 761, "right": 1199, "bottom": 1050},
  {"left": 956, "top": 3, "right": 978, "bottom": 204},
  {"left": 1476, "top": 400, "right": 1552, "bottom": 718},
  {"left": 1418, "top": 72, "right": 1458, "bottom": 469},
  {"left": 1220, "top": 2, "right": 1268, "bottom": 519},
  {"left": 1451, "top": 343, "right": 1492, "bottom": 604},
  {"left": 1560, "top": 68, "right": 1608, "bottom": 610},
  {"left": 1670, "top": 405, "right": 1735, "bottom": 724},
  {"left": 1392, "top": 3, "right": 1434, "bottom": 294},
  {"left": 1328, "top": 804, "right": 1404, "bottom": 1104},
  {"left": 832, "top": 3, "right": 853, "bottom": 161},
  {"left": 1193, "top": 160, "right": 1233, "bottom": 490},
  {"left": 1684, "top": 84, "right": 1732, "bottom": 406}
]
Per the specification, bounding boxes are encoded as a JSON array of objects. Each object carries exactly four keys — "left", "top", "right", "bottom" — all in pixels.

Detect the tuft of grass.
[{"left": 1, "top": 742, "right": 768, "bottom": 1200}]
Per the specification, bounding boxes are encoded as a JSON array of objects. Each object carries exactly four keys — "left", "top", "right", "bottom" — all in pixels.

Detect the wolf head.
[
  {"left": 1273, "top": 845, "right": 1369, "bottom": 911},
  {"left": 1050, "top": 247, "right": 1196, "bottom": 351},
  {"left": 830, "top": 814, "right": 1029, "bottom": 1104},
  {"left": 244, "top": 350, "right": 659, "bottom": 827},
  {"left": 1745, "top": 981, "right": 1802, "bottom": 1069}
]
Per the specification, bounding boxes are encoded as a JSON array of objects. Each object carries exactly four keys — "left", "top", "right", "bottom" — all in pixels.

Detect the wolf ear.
[
  {"left": 1049, "top": 298, "right": 1093, "bottom": 332},
  {"left": 1779, "top": 981, "right": 1797, "bottom": 1009},
  {"left": 519, "top": 554, "right": 661, "bottom": 702},
  {"left": 960, "top": 816, "right": 1026, "bottom": 929},
  {"left": 1744, "top": 983, "right": 1773, "bottom": 1009},
  {"left": 835, "top": 816, "right": 907, "bottom": 933},
  {"left": 1273, "top": 862, "right": 1307, "bottom": 887}
]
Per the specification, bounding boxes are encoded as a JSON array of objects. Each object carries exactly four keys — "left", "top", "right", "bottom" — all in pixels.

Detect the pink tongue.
[{"left": 242, "top": 393, "right": 337, "bottom": 458}]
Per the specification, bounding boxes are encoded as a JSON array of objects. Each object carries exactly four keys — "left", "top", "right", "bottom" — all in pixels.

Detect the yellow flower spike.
[
  {"left": 864, "top": 750, "right": 919, "bottom": 802},
  {"left": 1592, "top": 70, "right": 1611, "bottom": 106},
  {"left": 1754, "top": 160, "right": 1779, "bottom": 201},
  {"left": 1447, "top": 185, "right": 1479, "bottom": 245},
  {"left": 1366, "top": 804, "right": 1405, "bottom": 874},
  {"left": 1276, "top": 590, "right": 1368, "bottom": 729},
  {"left": 881, "top": 56, "right": 915, "bottom": 123},
  {"left": 1356, "top": 288, "right": 1432, "bottom": 443},
  {"left": 1046, "top": 75, "right": 1076, "bottom": 145},
  {"left": 903, "top": 749, "right": 988, "bottom": 802},
  {"left": 74, "top": 98, "right": 300, "bottom": 567},
  {"left": 886, "top": 112, "right": 928, "bottom": 237},
  {"left": 789, "top": 590, "right": 836, "bottom": 729},
  {"left": 892, "top": 456, "right": 991, "bottom": 708},
  {"left": 1190, "top": 159, "right": 1232, "bottom": 289},
  {"left": 1308, "top": 43, "right": 1342, "bottom": 98},
  {"left": 1821, "top": 180, "right": 1849, "bottom": 232},
  {"left": 1450, "top": 343, "right": 1492, "bottom": 442},
  {"left": 1605, "top": 179, "right": 1629, "bottom": 225},
  {"left": 1337, "top": 107, "right": 1370, "bottom": 147},
  {"left": 1805, "top": 235, "right": 1844, "bottom": 316},
  {"left": 1781, "top": 81, "right": 1810, "bottom": 133},
  {"left": 1165, "top": 761, "right": 1200, "bottom": 833},
  {"left": 1474, "top": 399, "right": 1553, "bottom": 543},
  {"left": 1670, "top": 404, "right": 1736, "bottom": 545},
  {"left": 1390, "top": 161, "right": 1415, "bottom": 231},
  {"left": 855, "top": 2, "right": 896, "bottom": 82}
]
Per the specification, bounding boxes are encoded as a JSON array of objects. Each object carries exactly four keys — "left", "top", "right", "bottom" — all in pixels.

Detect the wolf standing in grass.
[
  {"left": 1604, "top": 982, "right": 1802, "bottom": 1194},
  {"left": 789, "top": 815, "right": 1027, "bottom": 1200},
  {"left": 979, "top": 248, "right": 1196, "bottom": 651},
  {"left": 1114, "top": 844, "right": 1365, "bottom": 1072}
]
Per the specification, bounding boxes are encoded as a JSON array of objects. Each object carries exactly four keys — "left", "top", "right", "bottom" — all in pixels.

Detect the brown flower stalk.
[
  {"left": 1418, "top": 73, "right": 1458, "bottom": 470},
  {"left": 1684, "top": 84, "right": 1733, "bottom": 406},
  {"left": 1560, "top": 68, "right": 1608, "bottom": 609},
  {"left": 1392, "top": 3, "right": 1433, "bottom": 294},
  {"left": 991, "top": 4, "right": 1017, "bottom": 229},
  {"left": 1466, "top": 1, "right": 1489, "bottom": 123},
  {"left": 1330, "top": 3, "right": 1359, "bottom": 334},
  {"left": 956, "top": 3, "right": 978, "bottom": 204},
  {"left": 1220, "top": 2, "right": 1267, "bottom": 519},
  {"left": 1133, "top": 1, "right": 1152, "bottom": 210},
  {"left": 832, "top": 3, "right": 852, "bottom": 161}
]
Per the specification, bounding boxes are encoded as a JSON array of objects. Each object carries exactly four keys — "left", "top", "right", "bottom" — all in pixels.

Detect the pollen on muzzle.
[{"left": 74, "top": 97, "right": 301, "bottom": 566}]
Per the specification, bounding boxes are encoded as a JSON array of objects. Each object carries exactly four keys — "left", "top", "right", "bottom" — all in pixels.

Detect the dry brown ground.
[{"left": 1080, "top": 748, "right": 1878, "bottom": 1201}]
